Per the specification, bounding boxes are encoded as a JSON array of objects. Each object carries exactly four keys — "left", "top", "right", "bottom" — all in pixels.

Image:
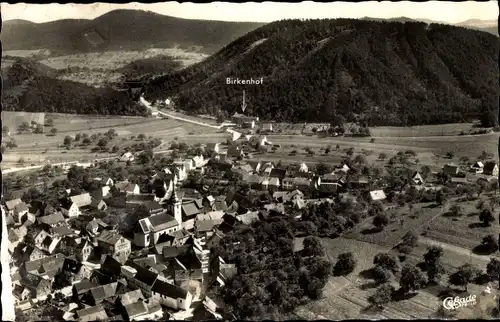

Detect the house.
[
  {"left": 350, "top": 176, "right": 370, "bottom": 188},
  {"left": 134, "top": 213, "right": 181, "bottom": 247},
  {"left": 87, "top": 282, "right": 118, "bottom": 305},
  {"left": 124, "top": 301, "right": 163, "bottom": 321},
  {"left": 13, "top": 285, "right": 31, "bottom": 304},
  {"left": 483, "top": 161, "right": 499, "bottom": 176},
  {"left": 114, "top": 180, "right": 140, "bottom": 195},
  {"left": 90, "top": 186, "right": 112, "bottom": 201},
  {"left": 182, "top": 202, "right": 201, "bottom": 221},
  {"left": 281, "top": 178, "right": 294, "bottom": 190},
  {"left": 7, "top": 200, "right": 30, "bottom": 225},
  {"left": 269, "top": 168, "right": 287, "bottom": 180},
  {"left": 76, "top": 239, "right": 94, "bottom": 262},
  {"left": 206, "top": 143, "right": 221, "bottom": 154},
  {"left": 120, "top": 152, "right": 135, "bottom": 162},
  {"left": 369, "top": 190, "right": 387, "bottom": 201},
  {"left": 411, "top": 172, "right": 425, "bottom": 185},
  {"left": 236, "top": 211, "right": 260, "bottom": 226},
  {"left": 22, "top": 245, "right": 46, "bottom": 262},
  {"left": 90, "top": 199, "right": 107, "bottom": 211},
  {"left": 59, "top": 199, "right": 82, "bottom": 218},
  {"left": 62, "top": 256, "right": 93, "bottom": 284},
  {"left": 35, "top": 231, "right": 61, "bottom": 254},
  {"left": 227, "top": 145, "right": 244, "bottom": 158},
  {"left": 261, "top": 123, "right": 274, "bottom": 132},
  {"left": 471, "top": 161, "right": 484, "bottom": 173},
  {"left": 212, "top": 256, "right": 238, "bottom": 287},
  {"left": 261, "top": 177, "right": 280, "bottom": 190},
  {"left": 73, "top": 279, "right": 98, "bottom": 301},
  {"left": 27, "top": 277, "right": 52, "bottom": 301},
  {"left": 119, "top": 289, "right": 145, "bottom": 306},
  {"left": 24, "top": 253, "right": 65, "bottom": 279},
  {"left": 192, "top": 155, "right": 206, "bottom": 169},
  {"left": 151, "top": 278, "right": 193, "bottom": 311},
  {"left": 93, "top": 177, "right": 114, "bottom": 187},
  {"left": 37, "top": 212, "right": 66, "bottom": 227},
  {"left": 86, "top": 218, "right": 109, "bottom": 237},
  {"left": 77, "top": 305, "right": 108, "bottom": 322},
  {"left": 173, "top": 161, "right": 189, "bottom": 181},
  {"left": 150, "top": 175, "right": 175, "bottom": 200},
  {"left": 443, "top": 163, "right": 460, "bottom": 177},
  {"left": 96, "top": 231, "right": 132, "bottom": 263},
  {"left": 299, "top": 163, "right": 309, "bottom": 173},
  {"left": 195, "top": 219, "right": 223, "bottom": 237}
]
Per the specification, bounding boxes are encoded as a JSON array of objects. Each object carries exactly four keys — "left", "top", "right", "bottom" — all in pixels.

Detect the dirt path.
[{"left": 418, "top": 236, "right": 498, "bottom": 264}]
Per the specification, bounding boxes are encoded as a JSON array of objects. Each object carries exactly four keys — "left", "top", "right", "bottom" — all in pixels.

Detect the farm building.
[
  {"left": 483, "top": 161, "right": 499, "bottom": 176},
  {"left": 411, "top": 172, "right": 425, "bottom": 185},
  {"left": 471, "top": 161, "right": 484, "bottom": 173},
  {"left": 261, "top": 123, "right": 274, "bottom": 132},
  {"left": 443, "top": 163, "right": 459, "bottom": 177},
  {"left": 369, "top": 190, "right": 387, "bottom": 201},
  {"left": 120, "top": 152, "right": 135, "bottom": 162}
]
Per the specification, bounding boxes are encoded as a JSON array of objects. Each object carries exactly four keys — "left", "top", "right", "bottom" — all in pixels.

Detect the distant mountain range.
[
  {"left": 1, "top": 9, "right": 265, "bottom": 55},
  {"left": 145, "top": 19, "right": 499, "bottom": 126},
  {"left": 362, "top": 16, "right": 498, "bottom": 36}
]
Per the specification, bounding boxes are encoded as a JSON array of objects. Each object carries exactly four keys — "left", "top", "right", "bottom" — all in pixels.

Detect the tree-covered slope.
[
  {"left": 2, "top": 10, "right": 264, "bottom": 55},
  {"left": 144, "top": 19, "right": 499, "bottom": 126},
  {"left": 2, "top": 59, "right": 146, "bottom": 116}
]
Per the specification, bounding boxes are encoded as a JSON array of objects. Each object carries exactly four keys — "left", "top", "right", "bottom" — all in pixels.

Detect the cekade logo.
[{"left": 442, "top": 295, "right": 477, "bottom": 310}]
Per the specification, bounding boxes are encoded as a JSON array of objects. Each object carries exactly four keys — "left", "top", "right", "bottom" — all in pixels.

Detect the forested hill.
[
  {"left": 144, "top": 19, "right": 499, "bottom": 126},
  {"left": 2, "top": 59, "right": 147, "bottom": 116},
  {"left": 2, "top": 10, "right": 265, "bottom": 55}
]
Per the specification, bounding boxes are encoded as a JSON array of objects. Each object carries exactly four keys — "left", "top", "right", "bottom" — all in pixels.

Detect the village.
[{"left": 5, "top": 104, "right": 500, "bottom": 320}]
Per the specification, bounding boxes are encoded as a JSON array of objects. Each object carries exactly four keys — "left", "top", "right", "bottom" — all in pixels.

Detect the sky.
[{"left": 1, "top": 1, "right": 498, "bottom": 24}]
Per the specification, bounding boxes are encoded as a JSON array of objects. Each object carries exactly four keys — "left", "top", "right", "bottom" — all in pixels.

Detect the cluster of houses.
[{"left": 5, "top": 133, "right": 500, "bottom": 321}]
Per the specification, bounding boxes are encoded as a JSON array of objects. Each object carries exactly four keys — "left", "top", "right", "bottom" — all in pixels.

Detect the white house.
[
  {"left": 4, "top": 199, "right": 29, "bottom": 224},
  {"left": 369, "top": 190, "right": 387, "bottom": 201},
  {"left": 299, "top": 163, "right": 309, "bottom": 173},
  {"left": 134, "top": 213, "right": 181, "bottom": 247},
  {"left": 120, "top": 152, "right": 135, "bottom": 162},
  {"left": 115, "top": 181, "right": 141, "bottom": 195},
  {"left": 206, "top": 143, "right": 220, "bottom": 154},
  {"left": 60, "top": 201, "right": 81, "bottom": 218},
  {"left": 471, "top": 161, "right": 484, "bottom": 173},
  {"left": 150, "top": 279, "right": 193, "bottom": 311}
]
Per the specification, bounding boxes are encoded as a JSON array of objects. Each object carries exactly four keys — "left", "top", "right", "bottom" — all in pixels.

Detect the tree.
[
  {"left": 374, "top": 253, "right": 399, "bottom": 273},
  {"left": 315, "top": 163, "right": 332, "bottom": 176},
  {"left": 33, "top": 124, "right": 44, "bottom": 133},
  {"left": 63, "top": 135, "right": 73, "bottom": 147},
  {"left": 302, "top": 236, "right": 324, "bottom": 257},
  {"left": 324, "top": 146, "right": 331, "bottom": 155},
  {"left": 75, "top": 133, "right": 82, "bottom": 141},
  {"left": 378, "top": 152, "right": 387, "bottom": 160},
  {"left": 1, "top": 146, "right": 5, "bottom": 154},
  {"left": 138, "top": 149, "right": 154, "bottom": 165},
  {"left": 18, "top": 157, "right": 25, "bottom": 164},
  {"left": 424, "top": 246, "right": 444, "bottom": 267},
  {"left": 50, "top": 128, "right": 58, "bottom": 136},
  {"left": 399, "top": 265, "right": 426, "bottom": 295},
  {"left": 372, "top": 265, "right": 392, "bottom": 284},
  {"left": 111, "top": 145, "right": 120, "bottom": 153},
  {"left": 446, "top": 151, "right": 455, "bottom": 159},
  {"left": 401, "top": 231, "right": 419, "bottom": 248},
  {"left": 2, "top": 125, "right": 9, "bottom": 133},
  {"left": 486, "top": 258, "right": 500, "bottom": 281},
  {"left": 107, "top": 129, "right": 117, "bottom": 138},
  {"left": 436, "top": 189, "right": 446, "bottom": 205},
  {"left": 138, "top": 133, "right": 146, "bottom": 140},
  {"left": 97, "top": 137, "right": 109, "bottom": 150},
  {"left": 481, "top": 235, "right": 499, "bottom": 253},
  {"left": 479, "top": 208, "right": 495, "bottom": 227},
  {"left": 334, "top": 252, "right": 356, "bottom": 276},
  {"left": 353, "top": 154, "right": 366, "bottom": 165},
  {"left": 346, "top": 147, "right": 354, "bottom": 157},
  {"left": 368, "top": 283, "right": 394, "bottom": 309},
  {"left": 449, "top": 264, "right": 477, "bottom": 292},
  {"left": 45, "top": 118, "right": 54, "bottom": 127},
  {"left": 373, "top": 213, "right": 389, "bottom": 230},
  {"left": 426, "top": 261, "right": 445, "bottom": 284},
  {"left": 18, "top": 121, "right": 31, "bottom": 132},
  {"left": 449, "top": 204, "right": 462, "bottom": 217}
]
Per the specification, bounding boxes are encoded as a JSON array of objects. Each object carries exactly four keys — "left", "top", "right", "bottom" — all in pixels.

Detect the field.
[
  {"left": 295, "top": 192, "right": 500, "bottom": 320},
  {"left": 2, "top": 111, "right": 46, "bottom": 130},
  {"left": 39, "top": 48, "right": 208, "bottom": 70},
  {"left": 1, "top": 112, "right": 220, "bottom": 167}
]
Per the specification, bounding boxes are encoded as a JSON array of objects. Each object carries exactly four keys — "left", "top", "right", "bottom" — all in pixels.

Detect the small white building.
[
  {"left": 150, "top": 279, "right": 193, "bottom": 311},
  {"left": 299, "top": 163, "right": 309, "bottom": 173},
  {"left": 120, "top": 152, "right": 135, "bottom": 162},
  {"left": 369, "top": 190, "right": 387, "bottom": 202}
]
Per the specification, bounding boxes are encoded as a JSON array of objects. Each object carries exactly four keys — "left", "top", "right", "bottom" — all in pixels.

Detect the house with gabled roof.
[
  {"left": 411, "top": 171, "right": 425, "bottom": 185},
  {"left": 93, "top": 176, "right": 114, "bottom": 187},
  {"left": 471, "top": 161, "right": 484, "bottom": 173},
  {"left": 114, "top": 180, "right": 140, "bottom": 195},
  {"left": 90, "top": 198, "right": 107, "bottom": 211},
  {"left": 86, "top": 218, "right": 109, "bottom": 237},
  {"left": 151, "top": 278, "right": 193, "bottom": 311},
  {"left": 483, "top": 161, "right": 499, "bottom": 176},
  {"left": 86, "top": 282, "right": 119, "bottom": 305},
  {"left": 25, "top": 253, "right": 65, "bottom": 279},
  {"left": 124, "top": 301, "right": 163, "bottom": 321},
  {"left": 212, "top": 256, "right": 237, "bottom": 287},
  {"left": 59, "top": 198, "right": 82, "bottom": 218},
  {"left": 76, "top": 304, "right": 108, "bottom": 322},
  {"left": 443, "top": 163, "right": 460, "bottom": 177},
  {"left": 72, "top": 278, "right": 97, "bottom": 301},
  {"left": 206, "top": 143, "right": 221, "bottom": 154},
  {"left": 37, "top": 212, "right": 66, "bottom": 227},
  {"left": 120, "top": 152, "right": 135, "bottom": 162},
  {"left": 134, "top": 213, "right": 181, "bottom": 247},
  {"left": 4, "top": 198, "right": 29, "bottom": 224},
  {"left": 96, "top": 231, "right": 131, "bottom": 263},
  {"left": 369, "top": 190, "right": 387, "bottom": 201}
]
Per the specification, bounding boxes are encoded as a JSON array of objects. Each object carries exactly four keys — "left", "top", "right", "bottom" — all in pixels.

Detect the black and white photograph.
[{"left": 1, "top": 1, "right": 500, "bottom": 320}]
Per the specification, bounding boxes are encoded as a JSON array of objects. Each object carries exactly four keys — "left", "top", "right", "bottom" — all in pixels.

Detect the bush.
[
  {"left": 333, "top": 252, "right": 356, "bottom": 276},
  {"left": 368, "top": 283, "right": 394, "bottom": 309}
]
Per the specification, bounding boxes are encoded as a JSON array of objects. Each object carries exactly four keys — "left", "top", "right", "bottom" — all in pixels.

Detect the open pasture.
[
  {"left": 344, "top": 202, "right": 446, "bottom": 248},
  {"left": 371, "top": 123, "right": 481, "bottom": 138},
  {"left": 2, "top": 111, "right": 46, "bottom": 130},
  {"left": 39, "top": 48, "right": 207, "bottom": 70}
]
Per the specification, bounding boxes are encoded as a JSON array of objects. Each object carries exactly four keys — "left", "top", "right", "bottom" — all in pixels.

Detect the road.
[{"left": 1, "top": 149, "right": 173, "bottom": 175}]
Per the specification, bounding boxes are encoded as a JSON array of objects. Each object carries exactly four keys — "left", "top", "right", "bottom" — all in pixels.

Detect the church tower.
[{"left": 169, "top": 188, "right": 182, "bottom": 225}]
